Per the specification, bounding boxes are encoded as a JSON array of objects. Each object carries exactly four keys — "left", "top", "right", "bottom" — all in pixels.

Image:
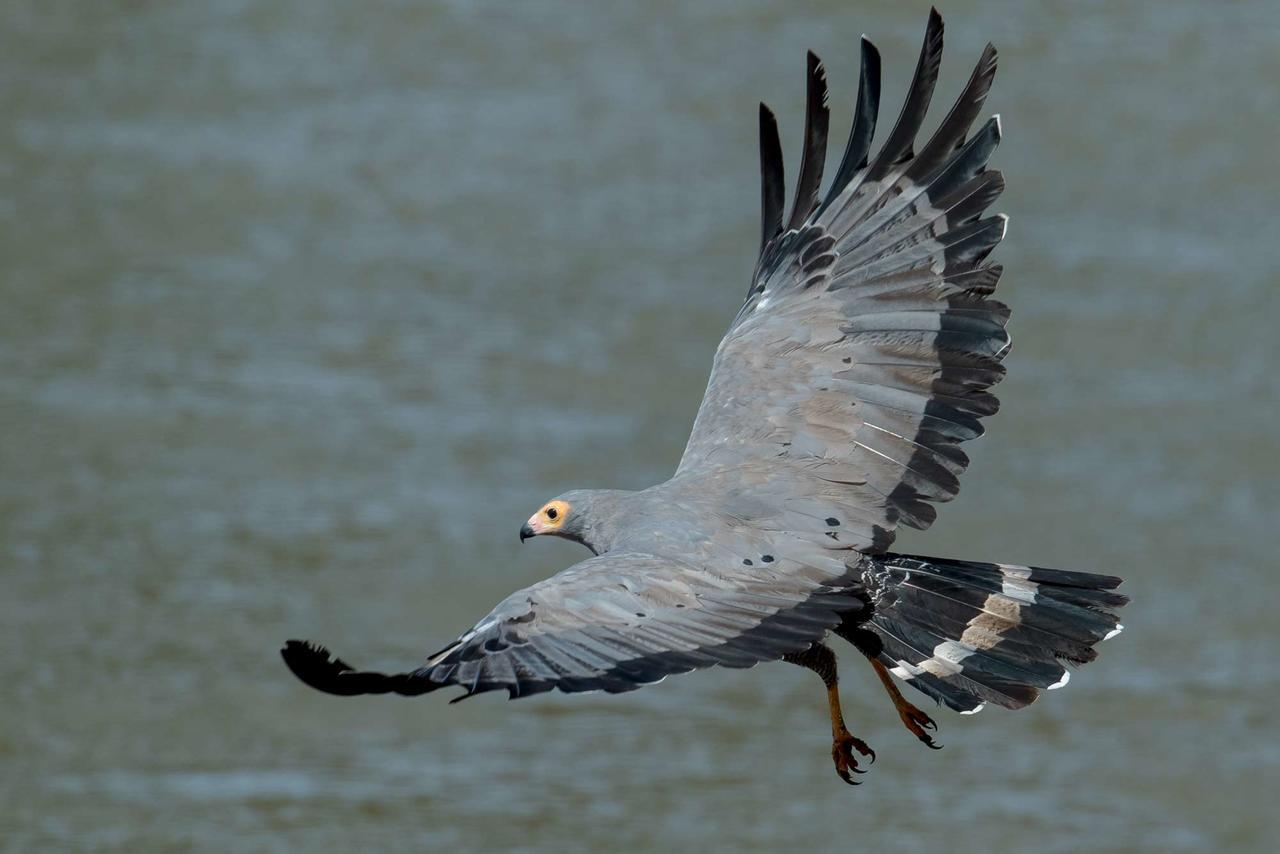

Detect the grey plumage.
[{"left": 283, "top": 12, "right": 1125, "bottom": 727}]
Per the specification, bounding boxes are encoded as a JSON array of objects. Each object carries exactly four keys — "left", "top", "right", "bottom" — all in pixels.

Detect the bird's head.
[
  {"left": 521, "top": 496, "right": 574, "bottom": 542},
  {"left": 520, "top": 489, "right": 630, "bottom": 555}
]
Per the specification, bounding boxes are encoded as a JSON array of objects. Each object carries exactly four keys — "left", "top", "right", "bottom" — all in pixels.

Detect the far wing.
[
  {"left": 677, "top": 12, "right": 1009, "bottom": 554},
  {"left": 284, "top": 552, "right": 864, "bottom": 701}
]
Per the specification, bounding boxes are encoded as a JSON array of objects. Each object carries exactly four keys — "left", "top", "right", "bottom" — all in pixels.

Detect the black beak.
[{"left": 519, "top": 523, "right": 534, "bottom": 543}]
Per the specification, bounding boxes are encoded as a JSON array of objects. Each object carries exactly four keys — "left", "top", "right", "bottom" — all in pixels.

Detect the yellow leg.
[
  {"left": 784, "top": 643, "right": 876, "bottom": 785},
  {"left": 870, "top": 658, "right": 942, "bottom": 750}
]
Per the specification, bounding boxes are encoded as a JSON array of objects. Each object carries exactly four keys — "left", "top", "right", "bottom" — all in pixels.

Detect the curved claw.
[
  {"left": 832, "top": 748, "right": 863, "bottom": 785},
  {"left": 836, "top": 767, "right": 862, "bottom": 786},
  {"left": 909, "top": 717, "right": 942, "bottom": 749},
  {"left": 847, "top": 733, "right": 875, "bottom": 763},
  {"left": 910, "top": 721, "right": 943, "bottom": 750},
  {"left": 897, "top": 703, "right": 942, "bottom": 749},
  {"left": 907, "top": 706, "right": 937, "bottom": 731},
  {"left": 832, "top": 732, "right": 875, "bottom": 784}
]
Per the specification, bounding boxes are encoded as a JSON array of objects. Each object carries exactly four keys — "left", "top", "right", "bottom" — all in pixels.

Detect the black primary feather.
[
  {"left": 280, "top": 639, "right": 441, "bottom": 697},
  {"left": 824, "top": 36, "right": 882, "bottom": 210},
  {"left": 787, "top": 51, "right": 830, "bottom": 231},
  {"left": 758, "top": 103, "right": 785, "bottom": 256},
  {"left": 906, "top": 42, "right": 999, "bottom": 183},
  {"left": 866, "top": 7, "right": 944, "bottom": 179}
]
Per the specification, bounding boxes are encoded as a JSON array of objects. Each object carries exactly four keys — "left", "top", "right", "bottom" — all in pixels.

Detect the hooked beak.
[{"left": 519, "top": 523, "right": 535, "bottom": 543}]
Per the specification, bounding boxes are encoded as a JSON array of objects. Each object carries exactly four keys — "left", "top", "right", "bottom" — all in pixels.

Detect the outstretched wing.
[
  {"left": 282, "top": 552, "right": 865, "bottom": 700},
  {"left": 676, "top": 11, "right": 1008, "bottom": 554}
]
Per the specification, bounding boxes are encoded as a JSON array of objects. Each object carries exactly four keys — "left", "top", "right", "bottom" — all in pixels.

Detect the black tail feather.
[{"left": 861, "top": 554, "right": 1127, "bottom": 714}]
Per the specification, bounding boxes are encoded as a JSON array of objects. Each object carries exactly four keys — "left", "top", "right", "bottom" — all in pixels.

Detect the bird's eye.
[{"left": 546, "top": 507, "right": 558, "bottom": 520}]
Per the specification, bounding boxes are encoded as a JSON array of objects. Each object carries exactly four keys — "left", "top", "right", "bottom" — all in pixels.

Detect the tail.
[
  {"left": 862, "top": 553, "right": 1127, "bottom": 714},
  {"left": 280, "top": 640, "right": 443, "bottom": 697}
]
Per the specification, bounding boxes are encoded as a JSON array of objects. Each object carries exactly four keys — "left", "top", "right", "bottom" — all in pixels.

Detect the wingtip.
[
  {"left": 860, "top": 34, "right": 881, "bottom": 62},
  {"left": 282, "top": 638, "right": 326, "bottom": 660},
  {"left": 927, "top": 6, "right": 944, "bottom": 35},
  {"left": 807, "top": 50, "right": 829, "bottom": 107},
  {"left": 980, "top": 42, "right": 1000, "bottom": 80},
  {"left": 280, "top": 638, "right": 353, "bottom": 693}
]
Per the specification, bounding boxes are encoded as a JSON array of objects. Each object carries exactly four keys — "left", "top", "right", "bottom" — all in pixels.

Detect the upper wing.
[
  {"left": 676, "top": 11, "right": 1009, "bottom": 554},
  {"left": 282, "top": 552, "right": 864, "bottom": 700}
]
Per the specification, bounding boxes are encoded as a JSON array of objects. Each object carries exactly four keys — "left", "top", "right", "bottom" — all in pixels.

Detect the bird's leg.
[
  {"left": 868, "top": 657, "right": 942, "bottom": 750},
  {"left": 783, "top": 643, "right": 875, "bottom": 785},
  {"left": 834, "top": 621, "right": 943, "bottom": 750}
]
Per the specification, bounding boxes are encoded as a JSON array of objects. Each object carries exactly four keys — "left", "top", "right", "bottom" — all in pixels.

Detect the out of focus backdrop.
[{"left": 3, "top": 1, "right": 1277, "bottom": 850}]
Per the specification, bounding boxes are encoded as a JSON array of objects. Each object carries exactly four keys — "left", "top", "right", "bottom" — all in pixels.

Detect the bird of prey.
[{"left": 282, "top": 10, "right": 1127, "bottom": 785}]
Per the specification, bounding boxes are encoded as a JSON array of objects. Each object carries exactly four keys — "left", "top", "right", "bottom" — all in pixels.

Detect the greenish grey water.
[{"left": 2, "top": 1, "right": 1277, "bottom": 851}]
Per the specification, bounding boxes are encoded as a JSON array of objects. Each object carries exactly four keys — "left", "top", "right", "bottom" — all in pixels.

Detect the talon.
[
  {"left": 896, "top": 703, "right": 942, "bottom": 750},
  {"left": 832, "top": 731, "right": 875, "bottom": 782},
  {"left": 855, "top": 740, "right": 876, "bottom": 764},
  {"left": 914, "top": 730, "right": 943, "bottom": 750},
  {"left": 869, "top": 658, "right": 947, "bottom": 750},
  {"left": 832, "top": 751, "right": 863, "bottom": 784}
]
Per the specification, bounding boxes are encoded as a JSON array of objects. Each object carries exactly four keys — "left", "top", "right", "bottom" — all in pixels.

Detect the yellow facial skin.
[{"left": 522, "top": 499, "right": 571, "bottom": 539}]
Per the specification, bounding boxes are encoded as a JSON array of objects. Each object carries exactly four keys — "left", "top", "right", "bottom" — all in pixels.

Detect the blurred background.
[{"left": 3, "top": 1, "right": 1277, "bottom": 850}]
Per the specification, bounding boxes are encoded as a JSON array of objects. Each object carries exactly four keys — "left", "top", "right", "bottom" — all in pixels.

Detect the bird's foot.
[
  {"left": 895, "top": 699, "right": 942, "bottom": 750},
  {"left": 831, "top": 728, "right": 875, "bottom": 785}
]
